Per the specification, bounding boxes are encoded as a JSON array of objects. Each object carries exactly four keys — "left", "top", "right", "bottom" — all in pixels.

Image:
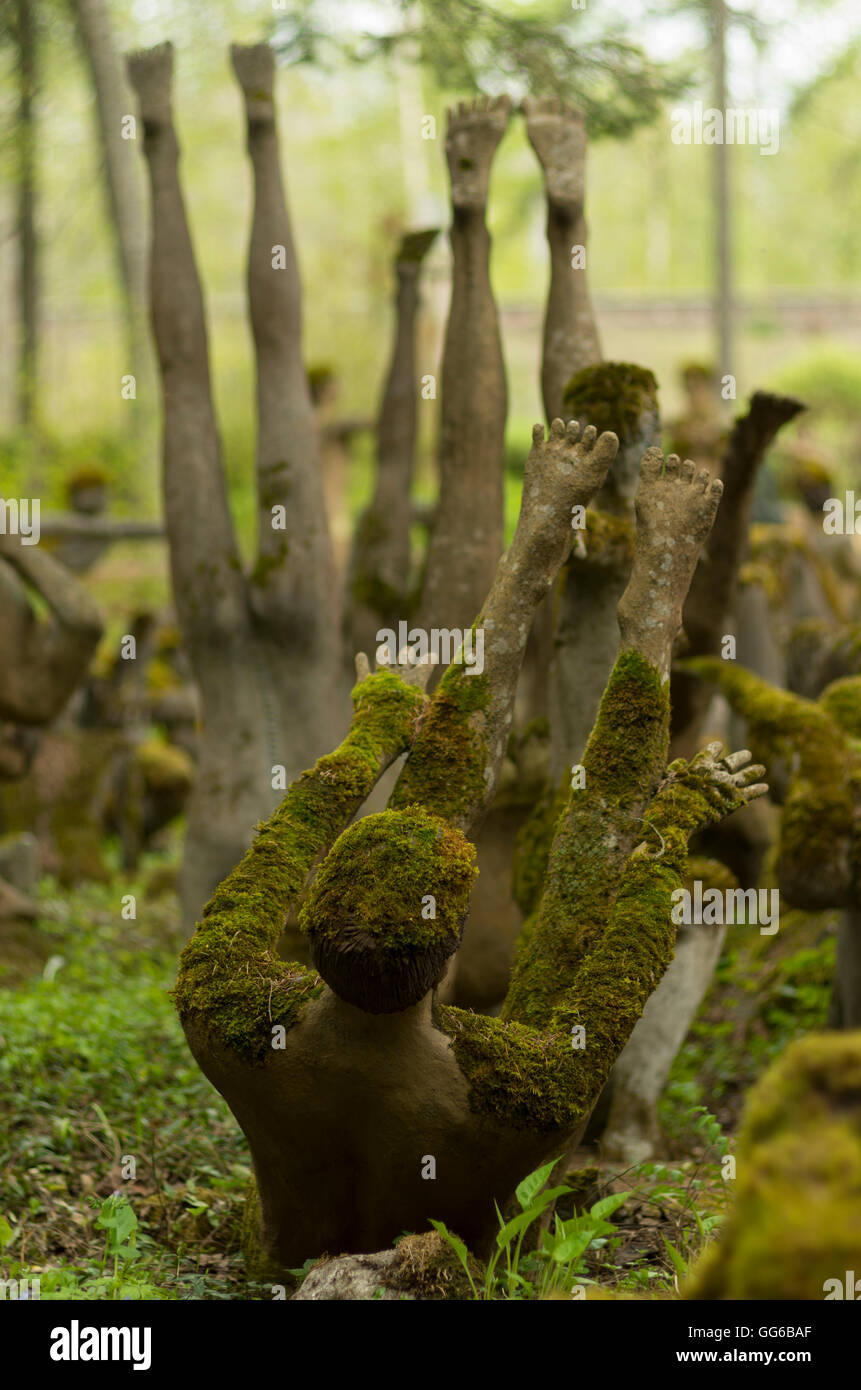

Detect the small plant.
[{"left": 431, "top": 1158, "right": 629, "bottom": 1300}]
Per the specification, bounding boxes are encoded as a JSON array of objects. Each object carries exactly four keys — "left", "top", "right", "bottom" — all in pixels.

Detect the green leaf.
[
  {"left": 661, "top": 1235, "right": 688, "bottom": 1281},
  {"left": 97, "top": 1196, "right": 137, "bottom": 1250},
  {"left": 590, "top": 1192, "right": 630, "bottom": 1221},
  {"left": 550, "top": 1232, "right": 593, "bottom": 1264},
  {"left": 515, "top": 1158, "right": 562, "bottom": 1211},
  {"left": 496, "top": 1207, "right": 540, "bottom": 1249},
  {"left": 0, "top": 1216, "right": 13, "bottom": 1249},
  {"left": 429, "top": 1219, "right": 467, "bottom": 1267}
]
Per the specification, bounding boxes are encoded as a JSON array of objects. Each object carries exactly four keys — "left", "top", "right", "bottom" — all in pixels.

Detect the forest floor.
[{"left": 0, "top": 843, "right": 838, "bottom": 1300}]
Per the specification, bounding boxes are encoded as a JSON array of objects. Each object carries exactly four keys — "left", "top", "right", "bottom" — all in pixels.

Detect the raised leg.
[
  {"left": 419, "top": 97, "right": 511, "bottom": 631},
  {"left": 524, "top": 97, "right": 602, "bottom": 421},
  {"left": 345, "top": 228, "right": 439, "bottom": 661},
  {"left": 231, "top": 44, "right": 335, "bottom": 649},
  {"left": 126, "top": 43, "right": 247, "bottom": 652}
]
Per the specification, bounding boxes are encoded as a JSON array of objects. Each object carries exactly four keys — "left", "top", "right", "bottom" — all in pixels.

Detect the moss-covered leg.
[
  {"left": 391, "top": 420, "right": 618, "bottom": 833},
  {"left": 174, "top": 667, "right": 426, "bottom": 1056}
]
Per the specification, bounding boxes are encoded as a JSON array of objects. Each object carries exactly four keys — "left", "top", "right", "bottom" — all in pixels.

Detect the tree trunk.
[{"left": 69, "top": 0, "right": 152, "bottom": 430}]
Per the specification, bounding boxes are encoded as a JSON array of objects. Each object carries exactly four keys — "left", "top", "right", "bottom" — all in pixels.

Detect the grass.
[{"left": 0, "top": 855, "right": 263, "bottom": 1300}]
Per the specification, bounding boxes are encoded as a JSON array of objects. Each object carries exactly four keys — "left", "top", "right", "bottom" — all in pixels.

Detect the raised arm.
[
  {"left": 174, "top": 668, "right": 427, "bottom": 1053},
  {"left": 390, "top": 420, "right": 618, "bottom": 833},
  {"left": 567, "top": 744, "right": 765, "bottom": 1065}
]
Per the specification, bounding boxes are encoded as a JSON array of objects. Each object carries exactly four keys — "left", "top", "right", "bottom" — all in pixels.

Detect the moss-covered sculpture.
[
  {"left": 684, "top": 1032, "right": 861, "bottom": 1300},
  {"left": 682, "top": 655, "right": 861, "bottom": 1026},
  {"left": 176, "top": 435, "right": 766, "bottom": 1280}
]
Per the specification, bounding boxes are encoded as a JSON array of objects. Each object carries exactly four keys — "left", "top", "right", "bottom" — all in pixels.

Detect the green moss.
[
  {"left": 390, "top": 662, "right": 491, "bottom": 825},
  {"left": 512, "top": 774, "right": 567, "bottom": 917},
  {"left": 684, "top": 1033, "right": 861, "bottom": 1300},
  {"left": 251, "top": 539, "right": 289, "bottom": 588},
  {"left": 679, "top": 656, "right": 842, "bottom": 780},
  {"left": 65, "top": 464, "right": 109, "bottom": 497},
  {"left": 435, "top": 650, "right": 735, "bottom": 1133},
  {"left": 470, "top": 653, "right": 756, "bottom": 1135},
  {"left": 299, "top": 806, "right": 477, "bottom": 955},
  {"left": 820, "top": 676, "right": 861, "bottom": 739},
  {"left": 146, "top": 656, "right": 181, "bottom": 693},
  {"left": 174, "top": 670, "right": 426, "bottom": 1059},
  {"left": 562, "top": 362, "right": 659, "bottom": 446},
  {"left": 680, "top": 656, "right": 861, "bottom": 899},
  {"left": 134, "top": 739, "right": 193, "bottom": 791},
  {"left": 503, "top": 650, "right": 669, "bottom": 1032},
  {"left": 580, "top": 509, "right": 635, "bottom": 567},
  {"left": 241, "top": 1174, "right": 296, "bottom": 1288}
]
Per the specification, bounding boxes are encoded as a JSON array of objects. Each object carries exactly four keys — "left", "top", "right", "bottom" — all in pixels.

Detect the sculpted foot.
[
  {"left": 515, "top": 419, "right": 618, "bottom": 563},
  {"left": 523, "top": 96, "right": 585, "bottom": 215},
  {"left": 446, "top": 95, "right": 512, "bottom": 211},
  {"left": 618, "top": 449, "right": 723, "bottom": 680},
  {"left": 231, "top": 43, "right": 276, "bottom": 122},
  {"left": 396, "top": 228, "right": 440, "bottom": 272},
  {"left": 126, "top": 41, "right": 174, "bottom": 124}
]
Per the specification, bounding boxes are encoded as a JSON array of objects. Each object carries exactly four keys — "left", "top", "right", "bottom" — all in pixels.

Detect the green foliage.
[
  {"left": 272, "top": 0, "right": 689, "bottom": 138},
  {"left": 431, "top": 1156, "right": 629, "bottom": 1299},
  {"left": 0, "top": 867, "right": 256, "bottom": 1300},
  {"left": 660, "top": 911, "right": 838, "bottom": 1145},
  {"left": 0, "top": 428, "right": 142, "bottom": 513},
  {"left": 774, "top": 343, "right": 861, "bottom": 420}
]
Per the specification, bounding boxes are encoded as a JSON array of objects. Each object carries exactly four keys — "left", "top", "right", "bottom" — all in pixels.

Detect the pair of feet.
[{"left": 448, "top": 94, "right": 585, "bottom": 215}]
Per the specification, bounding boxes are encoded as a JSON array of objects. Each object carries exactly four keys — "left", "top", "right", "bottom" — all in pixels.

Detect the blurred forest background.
[{"left": 2, "top": 0, "right": 860, "bottom": 649}]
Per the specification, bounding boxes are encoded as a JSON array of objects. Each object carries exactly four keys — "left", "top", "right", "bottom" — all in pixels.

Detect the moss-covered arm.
[
  {"left": 502, "top": 650, "right": 672, "bottom": 1031},
  {"left": 434, "top": 743, "right": 765, "bottom": 1137},
  {"left": 391, "top": 419, "right": 618, "bottom": 833},
  {"left": 174, "top": 669, "right": 426, "bottom": 1053},
  {"left": 682, "top": 656, "right": 861, "bottom": 909},
  {"left": 566, "top": 743, "right": 765, "bottom": 1062}
]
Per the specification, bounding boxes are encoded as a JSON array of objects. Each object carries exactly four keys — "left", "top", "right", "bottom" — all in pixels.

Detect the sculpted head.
[{"left": 299, "top": 807, "right": 478, "bottom": 1014}]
